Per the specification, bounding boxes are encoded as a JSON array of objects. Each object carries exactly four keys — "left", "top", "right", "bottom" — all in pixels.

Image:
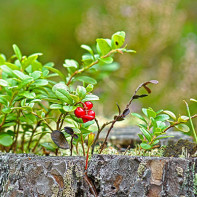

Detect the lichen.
[{"left": 137, "top": 162, "right": 147, "bottom": 178}]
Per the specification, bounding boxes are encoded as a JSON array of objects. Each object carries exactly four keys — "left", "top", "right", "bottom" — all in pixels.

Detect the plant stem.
[
  {"left": 66, "top": 49, "right": 121, "bottom": 86},
  {"left": 184, "top": 101, "right": 197, "bottom": 143},
  {"left": 57, "top": 113, "right": 63, "bottom": 130},
  {"left": 85, "top": 146, "right": 90, "bottom": 171},
  {"left": 31, "top": 112, "right": 53, "bottom": 132},
  {"left": 91, "top": 119, "right": 114, "bottom": 154}
]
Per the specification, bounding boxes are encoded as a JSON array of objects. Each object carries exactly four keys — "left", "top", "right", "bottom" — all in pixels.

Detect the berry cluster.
[{"left": 74, "top": 101, "right": 95, "bottom": 123}]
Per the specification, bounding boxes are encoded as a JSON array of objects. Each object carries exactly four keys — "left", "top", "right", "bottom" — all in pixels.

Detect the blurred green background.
[{"left": 0, "top": 0, "right": 196, "bottom": 119}]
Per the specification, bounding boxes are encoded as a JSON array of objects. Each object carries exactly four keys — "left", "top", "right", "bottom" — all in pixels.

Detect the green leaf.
[
  {"left": 21, "top": 91, "right": 36, "bottom": 99},
  {"left": 40, "top": 142, "right": 57, "bottom": 152},
  {"left": 2, "top": 107, "right": 12, "bottom": 114},
  {"left": 155, "top": 114, "right": 170, "bottom": 122},
  {"left": 5, "top": 62, "right": 20, "bottom": 70},
  {"left": 142, "top": 108, "right": 148, "bottom": 117},
  {"left": 63, "top": 59, "right": 78, "bottom": 68},
  {"left": 76, "top": 86, "right": 86, "bottom": 99},
  {"left": 96, "top": 38, "right": 111, "bottom": 56},
  {"left": 52, "top": 82, "right": 69, "bottom": 92},
  {"left": 22, "top": 54, "right": 40, "bottom": 70},
  {"left": 31, "top": 71, "right": 42, "bottom": 79},
  {"left": 82, "top": 94, "right": 99, "bottom": 101},
  {"left": 99, "top": 62, "right": 119, "bottom": 72},
  {"left": 55, "top": 89, "right": 73, "bottom": 104},
  {"left": 13, "top": 70, "right": 28, "bottom": 80},
  {"left": 13, "top": 44, "right": 22, "bottom": 60},
  {"left": 163, "top": 110, "right": 176, "bottom": 120},
  {"left": 175, "top": 124, "right": 190, "bottom": 132},
  {"left": 70, "top": 114, "right": 83, "bottom": 123},
  {"left": 147, "top": 108, "right": 156, "bottom": 118},
  {"left": 33, "top": 79, "right": 48, "bottom": 87},
  {"left": 45, "top": 66, "right": 66, "bottom": 82},
  {"left": 49, "top": 104, "right": 63, "bottom": 109},
  {"left": 131, "top": 113, "right": 147, "bottom": 123},
  {"left": 140, "top": 143, "right": 152, "bottom": 150},
  {"left": 0, "top": 79, "right": 8, "bottom": 87},
  {"left": 111, "top": 31, "right": 125, "bottom": 49},
  {"left": 156, "top": 136, "right": 174, "bottom": 140},
  {"left": 100, "top": 57, "right": 113, "bottom": 64},
  {"left": 178, "top": 116, "right": 189, "bottom": 123},
  {"left": 63, "top": 105, "right": 77, "bottom": 112},
  {"left": 81, "top": 44, "right": 94, "bottom": 56},
  {"left": 140, "top": 128, "right": 152, "bottom": 142},
  {"left": 151, "top": 140, "right": 160, "bottom": 146},
  {"left": 138, "top": 134, "right": 144, "bottom": 141},
  {"left": 0, "top": 133, "right": 13, "bottom": 146},
  {"left": 74, "top": 76, "right": 97, "bottom": 85},
  {"left": 86, "top": 84, "right": 94, "bottom": 92},
  {"left": 0, "top": 96, "right": 8, "bottom": 105}
]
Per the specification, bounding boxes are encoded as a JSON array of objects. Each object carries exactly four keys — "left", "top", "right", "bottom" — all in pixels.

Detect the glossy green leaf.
[
  {"left": 131, "top": 113, "right": 147, "bottom": 123},
  {"left": 21, "top": 91, "right": 36, "bottom": 99},
  {"left": 140, "top": 128, "right": 152, "bottom": 142},
  {"left": 33, "top": 79, "right": 48, "bottom": 86},
  {"left": 31, "top": 71, "right": 42, "bottom": 79},
  {"left": 0, "top": 79, "right": 8, "bottom": 87},
  {"left": 81, "top": 44, "right": 94, "bottom": 56},
  {"left": 100, "top": 57, "right": 113, "bottom": 64},
  {"left": 111, "top": 31, "right": 125, "bottom": 49},
  {"left": 74, "top": 76, "right": 97, "bottom": 85},
  {"left": 82, "top": 94, "right": 99, "bottom": 101},
  {"left": 63, "top": 59, "right": 78, "bottom": 68},
  {"left": 86, "top": 84, "right": 94, "bottom": 92},
  {"left": 178, "top": 116, "right": 189, "bottom": 123},
  {"left": 63, "top": 105, "right": 77, "bottom": 112},
  {"left": 175, "top": 124, "right": 190, "bottom": 132},
  {"left": 155, "top": 114, "right": 170, "bottom": 122},
  {"left": 140, "top": 143, "right": 152, "bottom": 150},
  {"left": 0, "top": 133, "right": 13, "bottom": 146},
  {"left": 163, "top": 110, "right": 176, "bottom": 120},
  {"left": 13, "top": 44, "right": 22, "bottom": 60},
  {"left": 45, "top": 66, "right": 66, "bottom": 81},
  {"left": 76, "top": 86, "right": 86, "bottom": 99},
  {"left": 96, "top": 38, "right": 111, "bottom": 56},
  {"left": 50, "top": 104, "right": 63, "bottom": 109}
]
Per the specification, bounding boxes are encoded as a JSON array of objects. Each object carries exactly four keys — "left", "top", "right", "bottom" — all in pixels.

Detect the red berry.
[
  {"left": 82, "top": 114, "right": 95, "bottom": 121},
  {"left": 84, "top": 101, "right": 93, "bottom": 110},
  {"left": 82, "top": 118, "right": 89, "bottom": 123},
  {"left": 87, "top": 110, "right": 95, "bottom": 118},
  {"left": 74, "top": 107, "right": 86, "bottom": 118}
]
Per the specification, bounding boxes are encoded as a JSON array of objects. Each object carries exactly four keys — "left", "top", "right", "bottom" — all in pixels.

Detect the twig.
[
  {"left": 98, "top": 80, "right": 158, "bottom": 154},
  {"left": 123, "top": 145, "right": 131, "bottom": 155},
  {"left": 84, "top": 172, "right": 98, "bottom": 197}
]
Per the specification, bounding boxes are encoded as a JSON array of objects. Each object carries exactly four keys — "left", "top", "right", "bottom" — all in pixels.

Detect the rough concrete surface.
[{"left": 0, "top": 153, "right": 197, "bottom": 197}]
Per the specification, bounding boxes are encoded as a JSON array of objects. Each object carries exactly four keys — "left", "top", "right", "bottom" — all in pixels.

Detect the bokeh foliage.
[{"left": 0, "top": 0, "right": 196, "bottom": 118}]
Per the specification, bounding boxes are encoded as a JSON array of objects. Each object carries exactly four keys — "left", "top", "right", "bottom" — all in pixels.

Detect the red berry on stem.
[
  {"left": 74, "top": 107, "right": 86, "bottom": 118},
  {"left": 87, "top": 110, "right": 95, "bottom": 118},
  {"left": 82, "top": 114, "right": 95, "bottom": 121},
  {"left": 84, "top": 101, "right": 93, "bottom": 110}
]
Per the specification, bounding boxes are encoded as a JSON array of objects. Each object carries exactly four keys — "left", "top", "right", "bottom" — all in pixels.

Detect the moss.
[
  {"left": 137, "top": 162, "right": 147, "bottom": 178},
  {"left": 163, "top": 139, "right": 197, "bottom": 158}
]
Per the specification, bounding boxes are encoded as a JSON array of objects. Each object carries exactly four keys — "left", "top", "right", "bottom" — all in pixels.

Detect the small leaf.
[
  {"left": 111, "top": 31, "right": 125, "bottom": 49},
  {"left": 40, "top": 142, "right": 57, "bottom": 152},
  {"left": 140, "top": 143, "right": 152, "bottom": 150},
  {"left": 64, "top": 127, "right": 74, "bottom": 135},
  {"left": 76, "top": 86, "right": 86, "bottom": 99},
  {"left": 74, "top": 76, "right": 97, "bottom": 85},
  {"left": 131, "top": 113, "right": 147, "bottom": 123},
  {"left": 100, "top": 57, "right": 113, "bottom": 64},
  {"left": 0, "top": 133, "right": 13, "bottom": 146},
  {"left": 21, "top": 91, "right": 36, "bottom": 99},
  {"left": 13, "top": 44, "right": 22, "bottom": 60},
  {"left": 81, "top": 44, "right": 94, "bottom": 56},
  {"left": 122, "top": 108, "right": 130, "bottom": 117},
  {"left": 133, "top": 94, "right": 148, "bottom": 99},
  {"left": 96, "top": 38, "right": 111, "bottom": 56},
  {"left": 147, "top": 108, "right": 156, "bottom": 118},
  {"left": 63, "top": 105, "right": 77, "bottom": 112},
  {"left": 116, "top": 103, "right": 121, "bottom": 115},
  {"left": 138, "top": 134, "right": 144, "bottom": 141},
  {"left": 0, "top": 79, "right": 8, "bottom": 87},
  {"left": 155, "top": 114, "right": 170, "bottom": 122},
  {"left": 50, "top": 104, "right": 63, "bottom": 109},
  {"left": 82, "top": 94, "right": 99, "bottom": 101},
  {"left": 140, "top": 128, "right": 152, "bottom": 142},
  {"left": 63, "top": 59, "right": 78, "bottom": 68},
  {"left": 175, "top": 124, "right": 190, "bottom": 132},
  {"left": 142, "top": 108, "right": 148, "bottom": 117},
  {"left": 45, "top": 66, "right": 66, "bottom": 81},
  {"left": 33, "top": 79, "right": 48, "bottom": 87},
  {"left": 51, "top": 130, "right": 69, "bottom": 149},
  {"left": 178, "top": 116, "right": 189, "bottom": 123},
  {"left": 88, "top": 133, "right": 95, "bottom": 147},
  {"left": 86, "top": 84, "right": 94, "bottom": 92},
  {"left": 163, "top": 110, "right": 176, "bottom": 120}
]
